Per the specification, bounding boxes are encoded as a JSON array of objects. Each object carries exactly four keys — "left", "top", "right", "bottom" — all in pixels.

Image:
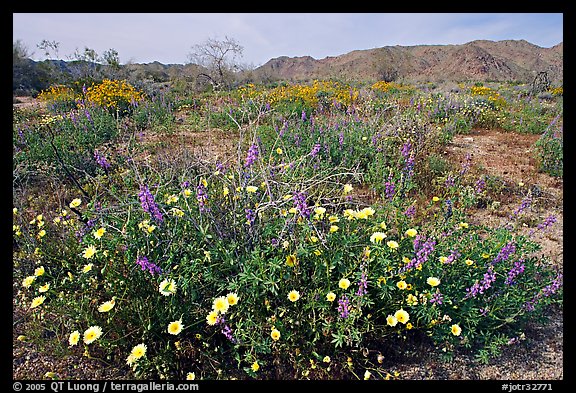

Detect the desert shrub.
[{"left": 533, "top": 115, "right": 563, "bottom": 177}]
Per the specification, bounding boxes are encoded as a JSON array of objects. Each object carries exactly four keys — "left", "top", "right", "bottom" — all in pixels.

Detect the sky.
[{"left": 13, "top": 13, "right": 563, "bottom": 67}]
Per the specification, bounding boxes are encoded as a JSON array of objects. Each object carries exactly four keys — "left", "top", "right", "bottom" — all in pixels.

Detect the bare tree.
[{"left": 188, "top": 35, "right": 244, "bottom": 90}]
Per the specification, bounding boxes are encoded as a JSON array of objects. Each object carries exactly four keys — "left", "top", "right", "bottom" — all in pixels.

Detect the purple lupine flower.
[
  {"left": 444, "top": 199, "right": 453, "bottom": 219},
  {"left": 337, "top": 295, "right": 350, "bottom": 318},
  {"left": 512, "top": 194, "right": 532, "bottom": 217},
  {"left": 181, "top": 181, "right": 190, "bottom": 189},
  {"left": 445, "top": 174, "right": 455, "bottom": 188},
  {"left": 136, "top": 255, "right": 162, "bottom": 275},
  {"left": 444, "top": 249, "right": 461, "bottom": 264},
  {"left": 475, "top": 177, "right": 486, "bottom": 193},
  {"left": 196, "top": 182, "right": 209, "bottom": 213},
  {"left": 338, "top": 131, "right": 345, "bottom": 148},
  {"left": 529, "top": 215, "right": 557, "bottom": 237},
  {"left": 525, "top": 273, "right": 563, "bottom": 311},
  {"left": 84, "top": 108, "right": 93, "bottom": 125},
  {"left": 245, "top": 208, "right": 255, "bottom": 226},
  {"left": 244, "top": 143, "right": 259, "bottom": 168},
  {"left": 301, "top": 110, "right": 307, "bottom": 122},
  {"left": 401, "top": 141, "right": 412, "bottom": 159},
  {"left": 464, "top": 267, "right": 496, "bottom": 299},
  {"left": 139, "top": 184, "right": 164, "bottom": 222},
  {"left": 138, "top": 184, "right": 164, "bottom": 222},
  {"left": 430, "top": 292, "right": 444, "bottom": 305},
  {"left": 492, "top": 242, "right": 516, "bottom": 265},
  {"left": 356, "top": 264, "right": 368, "bottom": 297},
  {"left": 94, "top": 150, "right": 111, "bottom": 170},
  {"left": 401, "top": 236, "right": 436, "bottom": 272},
  {"left": 404, "top": 204, "right": 416, "bottom": 219},
  {"left": 310, "top": 143, "right": 321, "bottom": 157},
  {"left": 384, "top": 173, "right": 395, "bottom": 200},
  {"left": 216, "top": 316, "right": 236, "bottom": 343},
  {"left": 505, "top": 260, "right": 525, "bottom": 285},
  {"left": 270, "top": 238, "right": 279, "bottom": 247},
  {"left": 75, "top": 218, "right": 96, "bottom": 241},
  {"left": 292, "top": 191, "right": 311, "bottom": 219},
  {"left": 460, "top": 153, "right": 472, "bottom": 175}
]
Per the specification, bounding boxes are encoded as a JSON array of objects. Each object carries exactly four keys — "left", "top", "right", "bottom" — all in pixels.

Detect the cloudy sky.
[{"left": 13, "top": 13, "right": 563, "bottom": 67}]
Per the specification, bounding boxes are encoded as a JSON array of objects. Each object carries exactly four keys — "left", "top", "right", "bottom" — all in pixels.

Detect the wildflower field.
[{"left": 13, "top": 78, "right": 563, "bottom": 380}]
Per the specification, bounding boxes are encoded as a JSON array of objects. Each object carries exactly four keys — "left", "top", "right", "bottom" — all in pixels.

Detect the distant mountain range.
[{"left": 253, "top": 39, "right": 563, "bottom": 84}]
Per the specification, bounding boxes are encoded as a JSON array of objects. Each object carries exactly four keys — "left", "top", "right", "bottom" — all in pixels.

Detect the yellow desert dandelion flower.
[
  {"left": 370, "top": 232, "right": 386, "bottom": 244},
  {"left": 82, "top": 263, "right": 93, "bottom": 273},
  {"left": 30, "top": 295, "right": 46, "bottom": 308},
  {"left": 83, "top": 325, "right": 103, "bottom": 344},
  {"left": 226, "top": 292, "right": 239, "bottom": 306},
  {"left": 407, "top": 294, "right": 418, "bottom": 306},
  {"left": 22, "top": 276, "right": 36, "bottom": 288},
  {"left": 131, "top": 343, "right": 147, "bottom": 360},
  {"left": 286, "top": 254, "right": 297, "bottom": 267},
  {"left": 451, "top": 324, "right": 462, "bottom": 336},
  {"left": 251, "top": 362, "right": 260, "bottom": 372},
  {"left": 206, "top": 311, "right": 219, "bottom": 326},
  {"left": 405, "top": 228, "right": 417, "bottom": 238},
  {"left": 166, "top": 194, "right": 179, "bottom": 204},
  {"left": 465, "top": 259, "right": 474, "bottom": 266},
  {"left": 126, "top": 354, "right": 136, "bottom": 366},
  {"left": 183, "top": 189, "right": 192, "bottom": 198},
  {"left": 69, "top": 198, "right": 82, "bottom": 208},
  {"left": 314, "top": 206, "right": 326, "bottom": 217},
  {"left": 167, "top": 320, "right": 184, "bottom": 335},
  {"left": 386, "top": 315, "right": 398, "bottom": 327},
  {"left": 212, "top": 296, "right": 230, "bottom": 314},
  {"left": 396, "top": 281, "right": 407, "bottom": 290},
  {"left": 38, "top": 283, "right": 50, "bottom": 293},
  {"left": 246, "top": 185, "right": 258, "bottom": 193},
  {"left": 339, "top": 278, "right": 351, "bottom": 290},
  {"left": 328, "top": 215, "right": 339, "bottom": 223},
  {"left": 459, "top": 222, "right": 469, "bottom": 229},
  {"left": 276, "top": 147, "right": 283, "bottom": 154},
  {"left": 432, "top": 196, "right": 440, "bottom": 202},
  {"left": 288, "top": 290, "right": 300, "bottom": 302},
  {"left": 387, "top": 240, "right": 399, "bottom": 250},
  {"left": 394, "top": 309, "right": 410, "bottom": 324},
  {"left": 329, "top": 225, "right": 339, "bottom": 233},
  {"left": 34, "top": 266, "right": 45, "bottom": 276},
  {"left": 98, "top": 299, "right": 116, "bottom": 312},
  {"left": 186, "top": 372, "right": 196, "bottom": 380},
  {"left": 223, "top": 186, "right": 229, "bottom": 197},
  {"left": 439, "top": 256, "right": 448, "bottom": 264},
  {"left": 270, "top": 328, "right": 281, "bottom": 341},
  {"left": 69, "top": 330, "right": 80, "bottom": 346},
  {"left": 37, "top": 229, "right": 46, "bottom": 238},
  {"left": 159, "top": 279, "right": 177, "bottom": 296},
  {"left": 326, "top": 292, "right": 336, "bottom": 302},
  {"left": 343, "top": 184, "right": 353, "bottom": 194},
  {"left": 82, "top": 245, "right": 97, "bottom": 259},
  {"left": 427, "top": 277, "right": 441, "bottom": 287},
  {"left": 94, "top": 227, "right": 106, "bottom": 239}
]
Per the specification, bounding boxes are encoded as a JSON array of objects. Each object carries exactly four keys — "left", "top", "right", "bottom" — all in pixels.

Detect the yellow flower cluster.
[
  {"left": 549, "top": 86, "right": 563, "bottom": 96},
  {"left": 84, "top": 79, "right": 144, "bottom": 110},
  {"left": 241, "top": 80, "right": 359, "bottom": 109},
  {"left": 470, "top": 85, "right": 507, "bottom": 108},
  {"left": 371, "top": 81, "right": 414, "bottom": 94},
  {"left": 37, "top": 85, "right": 77, "bottom": 103}
]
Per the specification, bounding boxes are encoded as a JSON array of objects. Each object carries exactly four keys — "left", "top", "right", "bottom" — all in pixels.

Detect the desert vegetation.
[{"left": 13, "top": 59, "right": 563, "bottom": 380}]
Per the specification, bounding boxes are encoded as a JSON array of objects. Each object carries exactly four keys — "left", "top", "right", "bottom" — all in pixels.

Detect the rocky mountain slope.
[{"left": 253, "top": 39, "right": 563, "bottom": 83}]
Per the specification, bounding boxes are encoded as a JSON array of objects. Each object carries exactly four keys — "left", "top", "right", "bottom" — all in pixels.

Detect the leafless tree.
[{"left": 188, "top": 36, "right": 244, "bottom": 90}]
